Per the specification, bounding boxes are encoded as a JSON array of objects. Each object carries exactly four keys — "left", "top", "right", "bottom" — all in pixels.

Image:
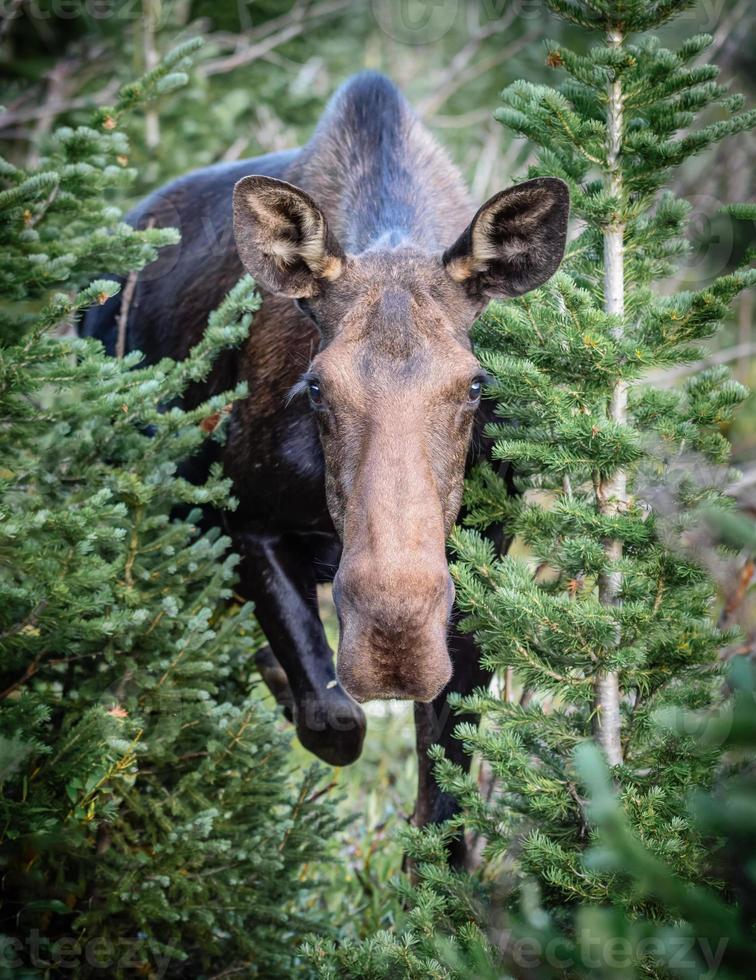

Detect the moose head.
[{"left": 233, "top": 174, "right": 568, "bottom": 704}]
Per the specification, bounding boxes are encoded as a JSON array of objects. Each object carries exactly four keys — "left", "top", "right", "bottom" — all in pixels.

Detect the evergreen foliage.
[
  {"left": 309, "top": 1, "right": 754, "bottom": 976},
  {"left": 514, "top": 651, "right": 756, "bottom": 979},
  {"left": 0, "top": 44, "right": 338, "bottom": 978}
]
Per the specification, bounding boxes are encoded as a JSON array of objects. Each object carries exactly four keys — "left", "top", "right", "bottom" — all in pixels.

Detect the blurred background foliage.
[{"left": 1, "top": 0, "right": 754, "bottom": 947}]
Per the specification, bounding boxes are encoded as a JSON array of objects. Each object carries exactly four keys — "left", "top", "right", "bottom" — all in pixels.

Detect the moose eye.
[
  {"left": 468, "top": 377, "right": 483, "bottom": 402},
  {"left": 308, "top": 379, "right": 323, "bottom": 407}
]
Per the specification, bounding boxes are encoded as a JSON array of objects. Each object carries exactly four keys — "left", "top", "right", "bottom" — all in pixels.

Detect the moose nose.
[
  {"left": 333, "top": 565, "right": 455, "bottom": 703},
  {"left": 333, "top": 565, "right": 453, "bottom": 623}
]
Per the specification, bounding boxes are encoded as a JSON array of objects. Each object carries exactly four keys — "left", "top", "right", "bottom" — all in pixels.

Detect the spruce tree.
[
  {"left": 1, "top": 42, "right": 338, "bottom": 977},
  {"left": 446, "top": 0, "right": 753, "bottom": 917},
  {"left": 514, "top": 651, "right": 756, "bottom": 980},
  {"left": 309, "top": 2, "right": 755, "bottom": 976}
]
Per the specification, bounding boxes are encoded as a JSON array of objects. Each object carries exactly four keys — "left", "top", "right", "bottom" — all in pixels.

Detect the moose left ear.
[
  {"left": 443, "top": 177, "right": 569, "bottom": 299},
  {"left": 233, "top": 175, "right": 346, "bottom": 299}
]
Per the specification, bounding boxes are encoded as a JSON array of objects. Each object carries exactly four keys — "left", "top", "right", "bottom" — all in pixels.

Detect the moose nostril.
[{"left": 333, "top": 567, "right": 374, "bottom": 610}]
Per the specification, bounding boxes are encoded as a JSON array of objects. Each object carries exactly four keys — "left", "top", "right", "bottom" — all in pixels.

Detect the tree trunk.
[{"left": 593, "top": 26, "right": 626, "bottom": 767}]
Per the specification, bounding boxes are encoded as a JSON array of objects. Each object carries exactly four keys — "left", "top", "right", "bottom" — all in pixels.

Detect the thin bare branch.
[
  {"left": 644, "top": 340, "right": 756, "bottom": 387},
  {"left": 417, "top": 7, "right": 519, "bottom": 116},
  {"left": 142, "top": 0, "right": 161, "bottom": 150},
  {"left": 0, "top": 0, "right": 23, "bottom": 41},
  {"left": 730, "top": 465, "right": 756, "bottom": 494},
  {"left": 431, "top": 108, "right": 496, "bottom": 129},
  {"left": 471, "top": 122, "right": 500, "bottom": 202},
  {"left": 115, "top": 272, "right": 138, "bottom": 360},
  {"left": 418, "top": 28, "right": 540, "bottom": 120},
  {"left": 0, "top": 81, "right": 120, "bottom": 130},
  {"left": 116, "top": 217, "right": 153, "bottom": 359},
  {"left": 200, "top": 0, "right": 351, "bottom": 78}
]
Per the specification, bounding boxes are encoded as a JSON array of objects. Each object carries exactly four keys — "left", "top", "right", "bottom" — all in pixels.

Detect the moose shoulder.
[{"left": 82, "top": 72, "right": 568, "bottom": 857}]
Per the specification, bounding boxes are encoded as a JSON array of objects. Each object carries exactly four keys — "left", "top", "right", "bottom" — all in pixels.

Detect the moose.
[{"left": 83, "top": 71, "right": 568, "bottom": 864}]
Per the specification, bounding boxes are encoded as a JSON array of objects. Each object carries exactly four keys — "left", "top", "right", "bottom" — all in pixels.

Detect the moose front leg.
[
  {"left": 414, "top": 624, "right": 492, "bottom": 868},
  {"left": 235, "top": 529, "right": 366, "bottom": 766}
]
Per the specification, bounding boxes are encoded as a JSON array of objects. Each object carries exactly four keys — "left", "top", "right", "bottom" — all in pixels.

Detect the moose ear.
[
  {"left": 443, "top": 177, "right": 569, "bottom": 299},
  {"left": 233, "top": 176, "right": 346, "bottom": 298}
]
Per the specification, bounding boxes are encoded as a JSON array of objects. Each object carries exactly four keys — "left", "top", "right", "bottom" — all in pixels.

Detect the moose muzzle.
[{"left": 334, "top": 560, "right": 454, "bottom": 702}]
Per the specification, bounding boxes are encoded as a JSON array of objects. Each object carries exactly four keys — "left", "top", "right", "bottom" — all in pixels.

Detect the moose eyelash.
[
  {"left": 469, "top": 371, "right": 493, "bottom": 395},
  {"left": 285, "top": 371, "right": 319, "bottom": 407}
]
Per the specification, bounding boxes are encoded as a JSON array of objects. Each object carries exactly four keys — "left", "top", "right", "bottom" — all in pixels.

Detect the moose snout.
[{"left": 333, "top": 565, "right": 454, "bottom": 703}]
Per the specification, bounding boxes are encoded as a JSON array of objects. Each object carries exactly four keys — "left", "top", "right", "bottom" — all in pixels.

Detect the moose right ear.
[
  {"left": 443, "top": 177, "right": 569, "bottom": 300},
  {"left": 232, "top": 176, "right": 346, "bottom": 298}
]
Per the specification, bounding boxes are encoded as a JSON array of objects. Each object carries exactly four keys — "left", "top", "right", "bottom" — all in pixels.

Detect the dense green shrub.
[{"left": 0, "top": 43, "right": 338, "bottom": 978}]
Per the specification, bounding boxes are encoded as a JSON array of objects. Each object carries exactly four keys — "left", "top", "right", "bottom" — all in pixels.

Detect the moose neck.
[{"left": 289, "top": 72, "right": 471, "bottom": 256}]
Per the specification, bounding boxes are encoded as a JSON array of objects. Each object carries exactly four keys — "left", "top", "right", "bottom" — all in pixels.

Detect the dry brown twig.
[
  {"left": 200, "top": 0, "right": 351, "bottom": 78},
  {"left": 418, "top": 27, "right": 540, "bottom": 120},
  {"left": 643, "top": 341, "right": 756, "bottom": 387},
  {"left": 116, "top": 217, "right": 155, "bottom": 358}
]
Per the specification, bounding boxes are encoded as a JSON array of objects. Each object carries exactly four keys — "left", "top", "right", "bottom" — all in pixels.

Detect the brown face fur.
[
  {"left": 301, "top": 249, "right": 483, "bottom": 701},
  {"left": 233, "top": 174, "right": 569, "bottom": 703}
]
